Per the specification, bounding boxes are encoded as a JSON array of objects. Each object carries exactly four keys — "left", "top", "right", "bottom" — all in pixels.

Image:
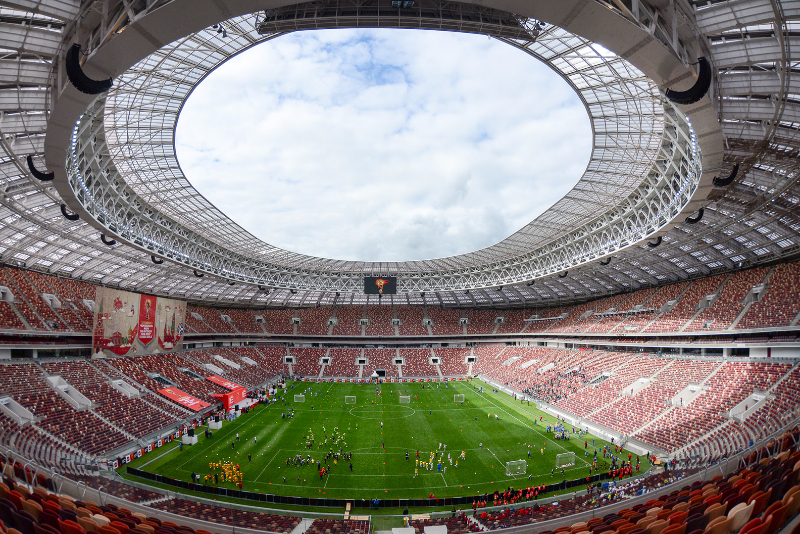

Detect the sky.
[{"left": 175, "top": 28, "right": 592, "bottom": 262}]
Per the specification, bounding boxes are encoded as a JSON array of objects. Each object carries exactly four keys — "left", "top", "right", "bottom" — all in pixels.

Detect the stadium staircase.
[
  {"left": 6, "top": 301, "right": 32, "bottom": 330},
  {"left": 89, "top": 408, "right": 138, "bottom": 442},
  {"left": 678, "top": 273, "right": 730, "bottom": 332},
  {"left": 639, "top": 280, "right": 696, "bottom": 332},
  {"left": 423, "top": 308, "right": 433, "bottom": 336}
]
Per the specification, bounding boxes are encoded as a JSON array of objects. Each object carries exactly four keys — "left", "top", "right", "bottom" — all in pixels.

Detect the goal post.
[
  {"left": 454, "top": 394, "right": 464, "bottom": 403},
  {"left": 506, "top": 460, "right": 527, "bottom": 476},
  {"left": 556, "top": 452, "right": 575, "bottom": 469},
  {"left": 294, "top": 394, "right": 305, "bottom": 403},
  {"left": 345, "top": 396, "right": 356, "bottom": 404},
  {"left": 399, "top": 396, "right": 411, "bottom": 404}
]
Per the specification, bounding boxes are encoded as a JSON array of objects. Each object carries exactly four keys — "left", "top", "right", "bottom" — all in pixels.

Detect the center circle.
[
  {"left": 348, "top": 405, "right": 416, "bottom": 419},
  {"left": 176, "top": 28, "right": 591, "bottom": 262}
]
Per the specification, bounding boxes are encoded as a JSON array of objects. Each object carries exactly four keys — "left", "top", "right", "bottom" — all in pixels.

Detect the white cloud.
[{"left": 176, "top": 28, "right": 591, "bottom": 262}]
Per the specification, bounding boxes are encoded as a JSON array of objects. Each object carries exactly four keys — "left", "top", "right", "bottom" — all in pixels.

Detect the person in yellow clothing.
[{"left": 541, "top": 448, "right": 544, "bottom": 455}]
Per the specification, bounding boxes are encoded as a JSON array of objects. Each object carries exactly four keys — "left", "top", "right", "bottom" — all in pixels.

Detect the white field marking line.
[
  {"left": 254, "top": 424, "right": 291, "bottom": 482},
  {"left": 441, "top": 473, "right": 448, "bottom": 487},
  {"left": 485, "top": 448, "right": 506, "bottom": 468},
  {"left": 475, "top": 387, "right": 571, "bottom": 454},
  {"left": 140, "top": 444, "right": 177, "bottom": 467}
]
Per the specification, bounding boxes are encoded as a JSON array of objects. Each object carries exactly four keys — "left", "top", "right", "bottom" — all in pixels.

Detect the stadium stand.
[
  {"left": 399, "top": 348, "right": 437, "bottom": 377},
  {"left": 325, "top": 349, "right": 361, "bottom": 377},
  {"left": 305, "top": 519, "right": 371, "bottom": 534},
  {"left": 297, "top": 307, "right": 333, "bottom": 335},
  {"left": 149, "top": 499, "right": 301, "bottom": 532},
  {"left": 465, "top": 309, "right": 498, "bottom": 334},
  {"left": 364, "top": 304, "right": 395, "bottom": 336},
  {"left": 684, "top": 268, "right": 769, "bottom": 331},
  {"left": 737, "top": 261, "right": 800, "bottom": 329},
  {"left": 396, "top": 305, "right": 428, "bottom": 336},
  {"left": 187, "top": 305, "right": 236, "bottom": 333},
  {"left": 262, "top": 309, "right": 295, "bottom": 335},
  {"left": 426, "top": 307, "right": 462, "bottom": 336},
  {"left": 290, "top": 347, "right": 324, "bottom": 377},
  {"left": 332, "top": 305, "right": 363, "bottom": 336},
  {"left": 495, "top": 309, "right": 527, "bottom": 334},
  {"left": 644, "top": 276, "right": 726, "bottom": 333},
  {"left": 363, "top": 348, "right": 398, "bottom": 377},
  {"left": 223, "top": 308, "right": 263, "bottom": 333},
  {"left": 435, "top": 347, "right": 470, "bottom": 376}
]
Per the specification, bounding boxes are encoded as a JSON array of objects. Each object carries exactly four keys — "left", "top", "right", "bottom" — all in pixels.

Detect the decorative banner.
[
  {"left": 138, "top": 294, "right": 157, "bottom": 345},
  {"left": 206, "top": 375, "right": 243, "bottom": 391},
  {"left": 93, "top": 287, "right": 186, "bottom": 357},
  {"left": 158, "top": 387, "right": 211, "bottom": 411}
]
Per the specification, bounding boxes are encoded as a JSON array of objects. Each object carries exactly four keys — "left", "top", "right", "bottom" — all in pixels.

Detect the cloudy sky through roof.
[{"left": 176, "top": 28, "right": 591, "bottom": 262}]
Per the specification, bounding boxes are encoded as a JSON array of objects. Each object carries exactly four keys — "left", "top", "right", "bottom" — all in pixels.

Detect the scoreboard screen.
[{"left": 364, "top": 276, "right": 397, "bottom": 295}]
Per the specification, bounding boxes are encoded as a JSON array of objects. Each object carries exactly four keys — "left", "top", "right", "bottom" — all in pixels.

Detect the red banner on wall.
[
  {"left": 158, "top": 387, "right": 211, "bottom": 411},
  {"left": 206, "top": 375, "right": 243, "bottom": 391},
  {"left": 138, "top": 294, "right": 157, "bottom": 345}
]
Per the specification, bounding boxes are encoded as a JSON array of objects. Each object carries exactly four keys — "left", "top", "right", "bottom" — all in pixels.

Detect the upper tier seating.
[
  {"left": 645, "top": 275, "right": 726, "bottom": 333},
  {"left": 396, "top": 305, "right": 428, "bottom": 336},
  {"left": 737, "top": 261, "right": 800, "bottom": 329},
  {"left": 297, "top": 307, "right": 333, "bottom": 336},
  {"left": 685, "top": 267, "right": 769, "bottom": 331},
  {"left": 465, "top": 309, "right": 498, "bottom": 334},
  {"left": 187, "top": 305, "right": 235, "bottom": 333},
  {"left": 262, "top": 309, "right": 295, "bottom": 335},
  {"left": 496, "top": 310, "right": 527, "bottom": 334},
  {"left": 365, "top": 304, "right": 395, "bottom": 336},
  {"left": 586, "top": 287, "right": 661, "bottom": 333},
  {"left": 426, "top": 307, "right": 462, "bottom": 336},
  {"left": 224, "top": 308, "right": 263, "bottom": 333},
  {"left": 332, "top": 306, "right": 363, "bottom": 336}
]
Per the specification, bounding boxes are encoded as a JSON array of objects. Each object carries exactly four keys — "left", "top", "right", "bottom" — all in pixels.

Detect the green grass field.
[{"left": 122, "top": 379, "right": 636, "bottom": 501}]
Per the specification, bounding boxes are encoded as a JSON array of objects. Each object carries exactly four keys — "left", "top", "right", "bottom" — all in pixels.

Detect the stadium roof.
[{"left": 0, "top": 0, "right": 797, "bottom": 308}]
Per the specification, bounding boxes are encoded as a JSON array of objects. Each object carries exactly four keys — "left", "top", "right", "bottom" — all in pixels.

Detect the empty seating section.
[
  {"left": 471, "top": 344, "right": 508, "bottom": 375},
  {"left": 636, "top": 361, "right": 792, "bottom": 451},
  {"left": 410, "top": 517, "right": 477, "bottom": 534},
  {"left": 297, "top": 307, "right": 333, "bottom": 335},
  {"left": 738, "top": 261, "right": 800, "bottom": 329},
  {"left": 0, "top": 267, "right": 46, "bottom": 329},
  {"left": 47, "top": 274, "right": 95, "bottom": 327},
  {"left": 225, "top": 347, "right": 280, "bottom": 384},
  {"left": 435, "top": 347, "right": 470, "bottom": 375},
  {"left": 619, "top": 282, "right": 689, "bottom": 333},
  {"left": 148, "top": 499, "right": 301, "bottom": 532},
  {"left": 522, "top": 305, "right": 573, "bottom": 333},
  {"left": 465, "top": 309, "right": 498, "bottom": 334},
  {"left": 0, "top": 362, "right": 128, "bottom": 455},
  {"left": 184, "top": 309, "right": 210, "bottom": 333},
  {"left": 571, "top": 292, "right": 633, "bottom": 332},
  {"left": 182, "top": 350, "right": 257, "bottom": 387},
  {"left": 262, "top": 309, "right": 295, "bottom": 335},
  {"left": 645, "top": 276, "right": 725, "bottom": 332},
  {"left": 224, "top": 308, "right": 263, "bottom": 333},
  {"left": 396, "top": 305, "right": 428, "bottom": 336},
  {"left": 332, "top": 306, "right": 363, "bottom": 336},
  {"left": 187, "top": 305, "right": 236, "bottom": 333},
  {"left": 290, "top": 348, "right": 324, "bottom": 376},
  {"left": 363, "top": 348, "right": 398, "bottom": 377},
  {"left": 496, "top": 310, "right": 526, "bottom": 334},
  {"left": 325, "top": 349, "right": 360, "bottom": 376},
  {"left": 426, "top": 307, "right": 462, "bottom": 335},
  {"left": 5, "top": 268, "right": 68, "bottom": 330},
  {"left": 0, "top": 301, "right": 24, "bottom": 330},
  {"left": 548, "top": 301, "right": 598, "bottom": 333},
  {"left": 686, "top": 267, "right": 769, "bottom": 331},
  {"left": 587, "top": 287, "right": 661, "bottom": 333},
  {"left": 133, "top": 354, "right": 228, "bottom": 401},
  {"left": 26, "top": 271, "right": 88, "bottom": 331},
  {"left": 40, "top": 361, "right": 176, "bottom": 438},
  {"left": 307, "top": 519, "right": 370, "bottom": 534},
  {"left": 400, "top": 348, "right": 437, "bottom": 376},
  {"left": 248, "top": 346, "right": 290, "bottom": 375},
  {"left": 365, "top": 304, "right": 395, "bottom": 336}
]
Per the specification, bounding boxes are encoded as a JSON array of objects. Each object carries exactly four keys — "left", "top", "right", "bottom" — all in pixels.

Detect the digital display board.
[{"left": 364, "top": 276, "right": 397, "bottom": 295}]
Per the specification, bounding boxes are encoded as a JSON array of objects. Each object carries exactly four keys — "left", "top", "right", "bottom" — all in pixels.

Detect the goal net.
[
  {"left": 345, "top": 396, "right": 356, "bottom": 404},
  {"left": 506, "top": 460, "right": 527, "bottom": 476},
  {"left": 556, "top": 452, "right": 575, "bottom": 469},
  {"left": 399, "top": 396, "right": 411, "bottom": 404},
  {"left": 294, "top": 394, "right": 305, "bottom": 403},
  {"left": 454, "top": 394, "right": 465, "bottom": 403}
]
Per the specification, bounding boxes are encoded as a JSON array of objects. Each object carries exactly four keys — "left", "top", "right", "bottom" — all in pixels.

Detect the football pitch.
[{"left": 122, "top": 379, "right": 637, "bottom": 500}]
